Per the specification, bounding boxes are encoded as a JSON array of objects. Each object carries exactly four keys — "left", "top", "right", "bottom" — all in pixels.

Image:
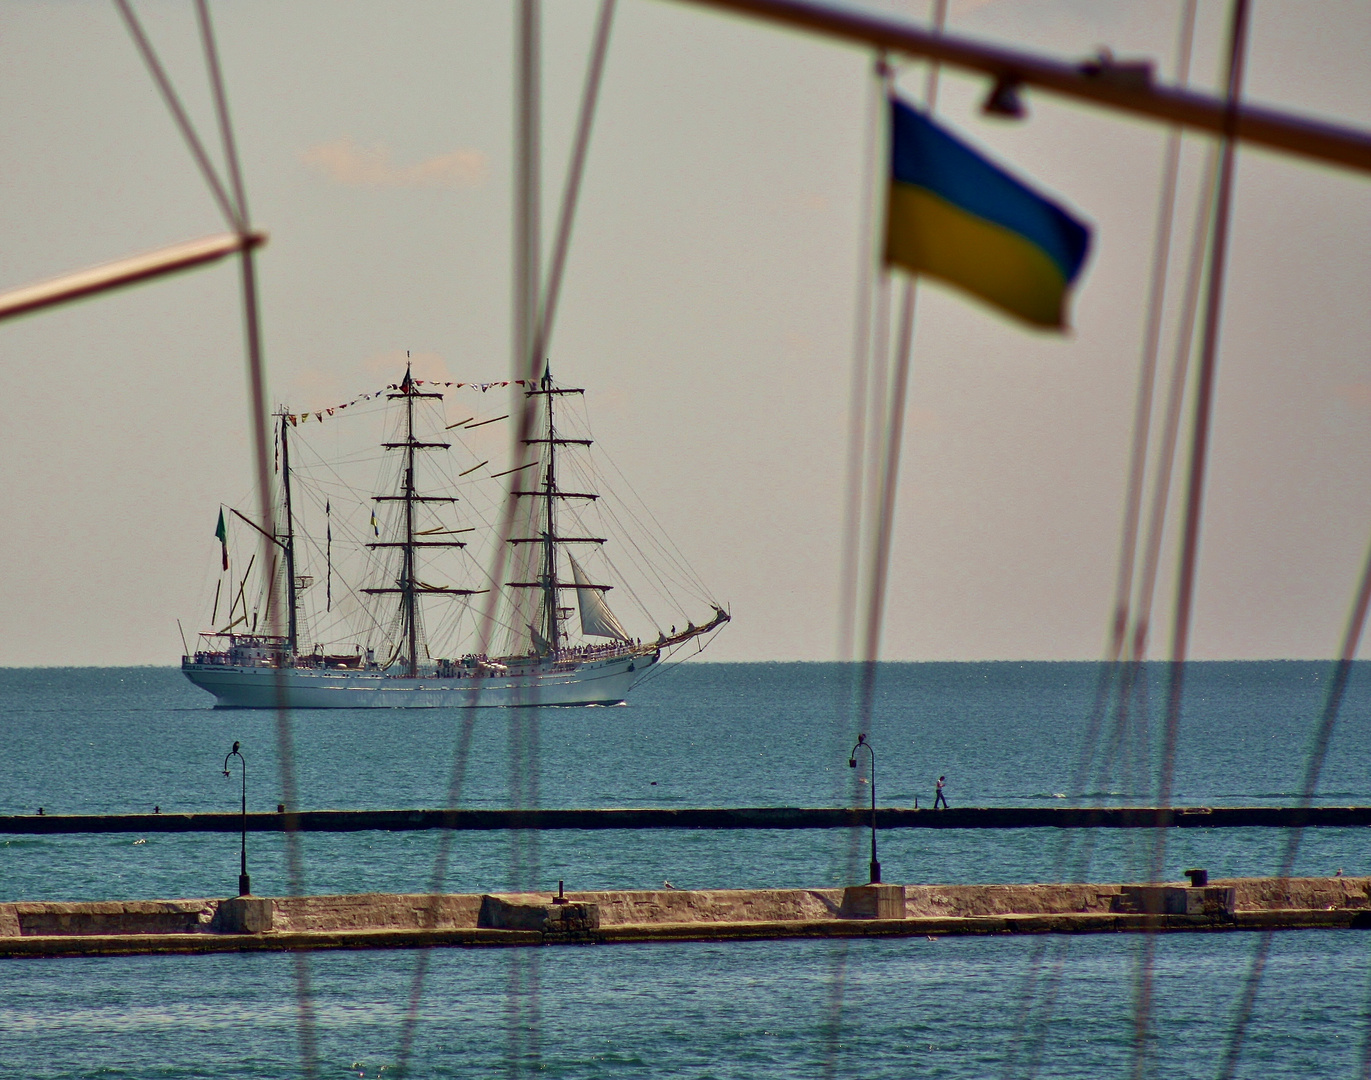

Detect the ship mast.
[
  {"left": 541, "top": 364, "right": 559, "bottom": 650},
  {"left": 403, "top": 374, "right": 418, "bottom": 672},
  {"left": 363, "top": 364, "right": 478, "bottom": 676},
  {"left": 278, "top": 414, "right": 299, "bottom": 654},
  {"left": 506, "top": 365, "right": 602, "bottom": 656}
]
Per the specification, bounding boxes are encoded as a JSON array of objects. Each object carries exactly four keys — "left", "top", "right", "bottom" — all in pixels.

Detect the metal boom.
[{"left": 666, "top": 0, "right": 1371, "bottom": 176}]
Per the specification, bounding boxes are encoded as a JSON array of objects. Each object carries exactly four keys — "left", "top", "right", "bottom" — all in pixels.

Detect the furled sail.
[
  {"left": 527, "top": 623, "right": 552, "bottom": 655},
  {"left": 569, "top": 555, "right": 630, "bottom": 642}
]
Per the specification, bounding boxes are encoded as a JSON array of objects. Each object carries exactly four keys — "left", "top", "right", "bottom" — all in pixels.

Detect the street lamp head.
[
  {"left": 223, "top": 770, "right": 230, "bottom": 778},
  {"left": 848, "top": 758, "right": 856, "bottom": 768}
]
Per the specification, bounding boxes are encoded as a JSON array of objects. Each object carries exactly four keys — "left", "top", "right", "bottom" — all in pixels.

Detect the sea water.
[{"left": 2, "top": 661, "right": 1369, "bottom": 1077}]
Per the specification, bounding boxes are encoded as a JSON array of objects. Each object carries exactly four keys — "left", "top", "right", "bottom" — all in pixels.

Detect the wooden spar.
[
  {"left": 508, "top": 536, "right": 607, "bottom": 545},
  {"left": 491, "top": 461, "right": 538, "bottom": 478},
  {"left": 464, "top": 414, "right": 509, "bottom": 429},
  {"left": 664, "top": 0, "right": 1371, "bottom": 177},
  {"left": 0, "top": 231, "right": 266, "bottom": 323},
  {"left": 229, "top": 552, "right": 256, "bottom": 629},
  {"left": 216, "top": 613, "right": 248, "bottom": 634},
  {"left": 512, "top": 489, "right": 600, "bottom": 500},
  {"left": 362, "top": 586, "right": 485, "bottom": 595},
  {"left": 507, "top": 581, "right": 611, "bottom": 591},
  {"left": 459, "top": 460, "right": 489, "bottom": 477},
  {"left": 367, "top": 541, "right": 469, "bottom": 548},
  {"left": 229, "top": 507, "right": 288, "bottom": 551},
  {"left": 211, "top": 579, "right": 222, "bottom": 625}
]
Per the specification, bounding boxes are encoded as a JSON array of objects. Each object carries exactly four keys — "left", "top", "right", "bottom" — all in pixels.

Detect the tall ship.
[{"left": 182, "top": 365, "right": 728, "bottom": 708}]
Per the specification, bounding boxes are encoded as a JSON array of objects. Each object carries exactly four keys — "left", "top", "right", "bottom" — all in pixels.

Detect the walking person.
[{"left": 934, "top": 775, "right": 948, "bottom": 810}]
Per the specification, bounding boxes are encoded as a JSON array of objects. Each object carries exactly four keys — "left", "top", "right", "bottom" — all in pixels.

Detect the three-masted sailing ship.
[{"left": 181, "top": 365, "right": 729, "bottom": 707}]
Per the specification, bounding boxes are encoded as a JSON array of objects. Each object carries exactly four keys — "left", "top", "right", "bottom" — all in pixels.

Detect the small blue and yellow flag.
[{"left": 885, "top": 98, "right": 1091, "bottom": 329}]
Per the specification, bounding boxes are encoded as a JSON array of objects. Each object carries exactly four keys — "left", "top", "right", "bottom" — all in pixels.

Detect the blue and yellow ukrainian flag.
[{"left": 885, "top": 97, "right": 1091, "bottom": 329}]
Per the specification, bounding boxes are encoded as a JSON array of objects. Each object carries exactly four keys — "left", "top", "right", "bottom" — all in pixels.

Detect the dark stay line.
[{"left": 3, "top": 805, "right": 1369, "bottom": 834}]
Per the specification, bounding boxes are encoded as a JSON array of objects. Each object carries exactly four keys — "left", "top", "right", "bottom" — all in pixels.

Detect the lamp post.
[
  {"left": 222, "top": 741, "right": 250, "bottom": 896},
  {"left": 849, "top": 733, "right": 880, "bottom": 884}
]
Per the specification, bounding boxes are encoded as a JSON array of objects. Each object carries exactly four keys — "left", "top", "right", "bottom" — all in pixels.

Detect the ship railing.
[
  {"left": 187, "top": 651, "right": 233, "bottom": 667},
  {"left": 554, "top": 640, "right": 647, "bottom": 663}
]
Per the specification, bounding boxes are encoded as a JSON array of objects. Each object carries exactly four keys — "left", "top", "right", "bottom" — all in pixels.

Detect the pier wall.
[{"left": 3, "top": 877, "right": 1368, "bottom": 958}]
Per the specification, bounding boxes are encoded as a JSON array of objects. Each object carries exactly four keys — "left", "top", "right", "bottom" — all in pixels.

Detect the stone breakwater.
[
  {"left": 3, "top": 877, "right": 1369, "bottom": 958},
  {"left": 7, "top": 806, "right": 1371, "bottom": 834}
]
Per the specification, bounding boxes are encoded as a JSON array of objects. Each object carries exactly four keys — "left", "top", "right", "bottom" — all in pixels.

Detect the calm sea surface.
[{"left": 2, "top": 661, "right": 1370, "bottom": 1077}]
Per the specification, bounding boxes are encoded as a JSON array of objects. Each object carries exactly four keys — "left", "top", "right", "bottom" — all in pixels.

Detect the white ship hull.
[{"left": 182, "top": 650, "right": 658, "bottom": 709}]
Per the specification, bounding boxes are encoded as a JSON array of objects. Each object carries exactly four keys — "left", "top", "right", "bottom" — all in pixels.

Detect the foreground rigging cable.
[
  {"left": 111, "top": 0, "right": 321, "bottom": 1072},
  {"left": 1002, "top": 4, "right": 1199, "bottom": 1073},
  {"left": 395, "top": 3, "right": 617, "bottom": 1073},
  {"left": 826, "top": 6, "right": 947, "bottom": 1076},
  {"left": 1132, "top": 3, "right": 1252, "bottom": 1077}
]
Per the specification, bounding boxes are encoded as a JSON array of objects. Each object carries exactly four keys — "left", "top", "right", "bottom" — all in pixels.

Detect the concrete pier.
[
  {"left": 2, "top": 876, "right": 1368, "bottom": 958},
  {"left": 4, "top": 804, "right": 1371, "bottom": 834}
]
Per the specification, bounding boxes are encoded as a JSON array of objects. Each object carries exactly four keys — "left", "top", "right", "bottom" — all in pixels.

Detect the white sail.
[{"left": 569, "top": 555, "right": 630, "bottom": 642}]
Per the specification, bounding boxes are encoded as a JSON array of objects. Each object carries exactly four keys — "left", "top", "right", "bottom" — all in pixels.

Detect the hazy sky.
[{"left": 0, "top": 0, "right": 1368, "bottom": 665}]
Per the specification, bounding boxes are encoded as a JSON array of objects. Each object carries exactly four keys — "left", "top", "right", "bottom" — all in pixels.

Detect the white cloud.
[{"left": 301, "top": 137, "right": 487, "bottom": 189}]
